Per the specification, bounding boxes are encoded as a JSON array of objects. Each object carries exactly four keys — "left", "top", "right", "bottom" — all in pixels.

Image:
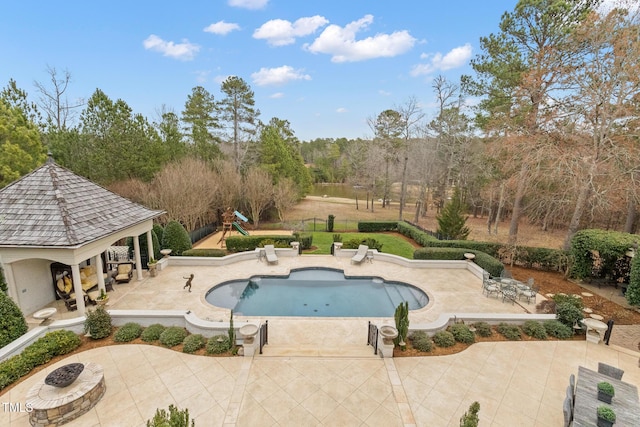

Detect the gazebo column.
[
  {"left": 146, "top": 231, "right": 155, "bottom": 262},
  {"left": 94, "top": 254, "right": 106, "bottom": 293},
  {"left": 70, "top": 264, "right": 86, "bottom": 316},
  {"left": 133, "top": 237, "right": 143, "bottom": 281},
  {"left": 2, "top": 262, "right": 19, "bottom": 304}
]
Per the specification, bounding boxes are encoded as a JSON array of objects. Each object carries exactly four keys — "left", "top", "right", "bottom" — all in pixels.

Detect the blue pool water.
[{"left": 205, "top": 268, "right": 429, "bottom": 317}]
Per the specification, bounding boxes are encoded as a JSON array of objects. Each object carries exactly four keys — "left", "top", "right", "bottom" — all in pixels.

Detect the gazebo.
[{"left": 0, "top": 156, "right": 164, "bottom": 315}]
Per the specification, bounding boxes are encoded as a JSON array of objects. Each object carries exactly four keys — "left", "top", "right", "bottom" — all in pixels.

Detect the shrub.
[
  {"left": 114, "top": 323, "right": 143, "bottom": 342},
  {"left": 226, "top": 235, "right": 296, "bottom": 252},
  {"left": 460, "top": 401, "right": 480, "bottom": 427},
  {"left": 332, "top": 234, "right": 342, "bottom": 242},
  {"left": 449, "top": 324, "right": 475, "bottom": 344},
  {"left": 536, "top": 299, "right": 557, "bottom": 314},
  {"left": 146, "top": 404, "right": 195, "bottom": 427},
  {"left": 153, "top": 224, "right": 165, "bottom": 248},
  {"left": 327, "top": 214, "right": 335, "bottom": 232},
  {"left": 597, "top": 405, "right": 616, "bottom": 422},
  {"left": 597, "top": 381, "right": 615, "bottom": 396},
  {"left": 357, "top": 221, "right": 398, "bottom": 232},
  {"left": 0, "top": 291, "right": 28, "bottom": 348},
  {"left": 522, "top": 321, "right": 548, "bottom": 339},
  {"left": 182, "top": 334, "right": 206, "bottom": 354},
  {"left": 20, "top": 343, "right": 52, "bottom": 367},
  {"left": 552, "top": 294, "right": 583, "bottom": 310},
  {"left": 0, "top": 356, "right": 26, "bottom": 389},
  {"left": 413, "top": 247, "right": 504, "bottom": 277},
  {"left": 84, "top": 306, "right": 112, "bottom": 339},
  {"left": 627, "top": 255, "right": 640, "bottom": 306},
  {"left": 472, "top": 322, "right": 493, "bottom": 337},
  {"left": 411, "top": 332, "right": 434, "bottom": 352},
  {"left": 159, "top": 327, "right": 188, "bottom": 347},
  {"left": 555, "top": 302, "right": 583, "bottom": 328},
  {"left": 141, "top": 324, "right": 166, "bottom": 342},
  {"left": 162, "top": 220, "right": 193, "bottom": 256},
  {"left": 343, "top": 237, "right": 383, "bottom": 252},
  {"left": 181, "top": 248, "right": 227, "bottom": 257},
  {"left": 37, "top": 330, "right": 82, "bottom": 356},
  {"left": 206, "top": 335, "right": 231, "bottom": 354},
  {"left": 432, "top": 331, "right": 456, "bottom": 347},
  {"left": 294, "top": 233, "right": 313, "bottom": 250},
  {"left": 0, "top": 265, "right": 7, "bottom": 293},
  {"left": 543, "top": 320, "right": 573, "bottom": 339},
  {"left": 496, "top": 323, "right": 521, "bottom": 340}
]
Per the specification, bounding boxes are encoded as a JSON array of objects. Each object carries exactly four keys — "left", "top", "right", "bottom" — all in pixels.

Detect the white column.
[
  {"left": 95, "top": 254, "right": 105, "bottom": 293},
  {"left": 133, "top": 236, "right": 143, "bottom": 281},
  {"left": 146, "top": 231, "right": 154, "bottom": 261},
  {"left": 70, "top": 264, "right": 86, "bottom": 316},
  {"left": 2, "top": 262, "right": 20, "bottom": 306}
]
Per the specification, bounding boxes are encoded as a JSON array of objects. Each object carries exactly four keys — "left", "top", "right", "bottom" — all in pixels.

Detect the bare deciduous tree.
[
  {"left": 243, "top": 167, "right": 273, "bottom": 229},
  {"left": 272, "top": 178, "right": 298, "bottom": 222},
  {"left": 34, "top": 66, "right": 84, "bottom": 130}
]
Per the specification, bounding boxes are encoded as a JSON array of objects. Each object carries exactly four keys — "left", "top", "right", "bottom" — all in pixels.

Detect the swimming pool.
[{"left": 205, "top": 267, "right": 429, "bottom": 317}]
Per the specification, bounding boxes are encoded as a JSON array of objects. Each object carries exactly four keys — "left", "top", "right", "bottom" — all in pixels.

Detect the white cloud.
[
  {"left": 598, "top": 0, "right": 640, "bottom": 14},
  {"left": 336, "top": 107, "right": 348, "bottom": 113},
  {"left": 204, "top": 21, "right": 241, "bottom": 35},
  {"left": 378, "top": 89, "right": 391, "bottom": 96},
  {"left": 251, "top": 65, "right": 311, "bottom": 86},
  {"left": 410, "top": 43, "right": 472, "bottom": 76},
  {"left": 194, "top": 70, "right": 210, "bottom": 83},
  {"left": 143, "top": 34, "right": 199, "bottom": 61},
  {"left": 305, "top": 14, "right": 415, "bottom": 62},
  {"left": 228, "top": 0, "right": 268, "bottom": 10},
  {"left": 270, "top": 92, "right": 284, "bottom": 99},
  {"left": 213, "top": 75, "right": 230, "bottom": 84},
  {"left": 253, "top": 16, "right": 328, "bottom": 46}
]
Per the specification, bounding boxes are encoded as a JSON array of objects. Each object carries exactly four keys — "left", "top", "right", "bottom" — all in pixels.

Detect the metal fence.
[{"left": 189, "top": 223, "right": 217, "bottom": 244}]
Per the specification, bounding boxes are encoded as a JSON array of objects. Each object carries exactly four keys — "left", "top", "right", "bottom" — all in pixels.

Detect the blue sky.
[{"left": 2, "top": 1, "right": 522, "bottom": 141}]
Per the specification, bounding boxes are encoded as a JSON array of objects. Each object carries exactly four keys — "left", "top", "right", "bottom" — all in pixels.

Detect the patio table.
[{"left": 573, "top": 366, "right": 640, "bottom": 426}]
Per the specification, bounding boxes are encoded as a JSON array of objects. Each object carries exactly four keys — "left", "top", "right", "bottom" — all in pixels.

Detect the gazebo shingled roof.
[{"left": 0, "top": 157, "right": 163, "bottom": 247}]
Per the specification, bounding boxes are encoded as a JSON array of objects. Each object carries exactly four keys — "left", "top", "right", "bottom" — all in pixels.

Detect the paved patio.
[{"left": 7, "top": 255, "right": 639, "bottom": 426}]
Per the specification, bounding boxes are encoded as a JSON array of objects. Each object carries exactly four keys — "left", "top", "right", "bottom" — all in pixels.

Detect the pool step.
[{"left": 257, "top": 344, "right": 377, "bottom": 358}]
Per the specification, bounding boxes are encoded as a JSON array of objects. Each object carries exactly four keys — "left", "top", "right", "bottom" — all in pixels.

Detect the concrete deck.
[{"left": 7, "top": 255, "right": 639, "bottom": 426}]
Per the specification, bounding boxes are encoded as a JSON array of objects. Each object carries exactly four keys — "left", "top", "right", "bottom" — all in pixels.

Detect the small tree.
[
  {"left": 147, "top": 404, "right": 195, "bottom": 427},
  {"left": 436, "top": 188, "right": 470, "bottom": 240},
  {"left": 162, "top": 220, "right": 193, "bottom": 256},
  {"left": 0, "top": 291, "right": 28, "bottom": 348},
  {"left": 460, "top": 401, "right": 480, "bottom": 427},
  {"left": 394, "top": 301, "right": 409, "bottom": 350}
]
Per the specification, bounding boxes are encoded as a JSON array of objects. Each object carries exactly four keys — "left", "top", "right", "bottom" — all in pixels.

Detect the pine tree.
[{"left": 436, "top": 188, "right": 470, "bottom": 240}]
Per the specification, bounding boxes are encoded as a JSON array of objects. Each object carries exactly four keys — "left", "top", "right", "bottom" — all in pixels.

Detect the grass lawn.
[{"left": 305, "top": 232, "right": 416, "bottom": 259}]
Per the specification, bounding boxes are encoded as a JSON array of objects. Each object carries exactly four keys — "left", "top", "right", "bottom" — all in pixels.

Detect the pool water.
[{"left": 205, "top": 268, "right": 429, "bottom": 317}]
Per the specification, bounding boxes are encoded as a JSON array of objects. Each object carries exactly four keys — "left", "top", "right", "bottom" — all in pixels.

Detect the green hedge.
[
  {"left": 225, "top": 235, "right": 297, "bottom": 252},
  {"left": 397, "top": 222, "right": 439, "bottom": 246},
  {"left": 413, "top": 247, "right": 504, "bottom": 277},
  {"left": 357, "top": 221, "right": 399, "bottom": 232},
  {"left": 182, "top": 248, "right": 227, "bottom": 257},
  {"left": 162, "top": 220, "right": 193, "bottom": 256},
  {"left": 569, "top": 229, "right": 637, "bottom": 280},
  {"left": 0, "top": 330, "right": 81, "bottom": 391},
  {"left": 627, "top": 255, "right": 640, "bottom": 306},
  {"left": 0, "top": 291, "right": 28, "bottom": 348}
]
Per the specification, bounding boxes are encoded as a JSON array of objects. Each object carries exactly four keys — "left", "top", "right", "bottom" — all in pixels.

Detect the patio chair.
[
  {"left": 569, "top": 374, "right": 575, "bottom": 403},
  {"left": 500, "top": 284, "right": 517, "bottom": 304},
  {"left": 114, "top": 262, "right": 134, "bottom": 283},
  {"left": 264, "top": 245, "right": 278, "bottom": 265},
  {"left": 499, "top": 269, "right": 513, "bottom": 280},
  {"left": 518, "top": 286, "right": 538, "bottom": 304},
  {"left": 351, "top": 245, "right": 369, "bottom": 264},
  {"left": 482, "top": 272, "right": 500, "bottom": 298},
  {"left": 563, "top": 396, "right": 573, "bottom": 427},
  {"left": 598, "top": 362, "right": 624, "bottom": 380}
]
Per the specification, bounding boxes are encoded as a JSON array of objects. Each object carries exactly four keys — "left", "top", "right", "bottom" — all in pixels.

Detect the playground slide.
[
  {"left": 234, "top": 210, "right": 249, "bottom": 223},
  {"left": 233, "top": 222, "right": 250, "bottom": 236}
]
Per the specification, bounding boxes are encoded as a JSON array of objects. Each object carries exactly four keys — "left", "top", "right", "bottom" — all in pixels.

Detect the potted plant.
[
  {"left": 597, "top": 381, "right": 615, "bottom": 404},
  {"left": 148, "top": 259, "right": 158, "bottom": 277},
  {"left": 96, "top": 289, "right": 109, "bottom": 306},
  {"left": 597, "top": 405, "right": 616, "bottom": 427}
]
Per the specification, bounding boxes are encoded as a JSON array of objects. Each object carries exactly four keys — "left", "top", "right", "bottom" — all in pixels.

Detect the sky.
[{"left": 0, "top": 0, "right": 624, "bottom": 141}]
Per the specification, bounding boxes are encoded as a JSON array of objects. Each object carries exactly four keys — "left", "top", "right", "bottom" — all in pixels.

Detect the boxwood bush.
[
  {"left": 543, "top": 319, "right": 573, "bottom": 339},
  {"left": 413, "top": 247, "right": 504, "bottom": 277},
  {"left": 432, "top": 331, "right": 456, "bottom": 347},
  {"left": 141, "top": 324, "right": 166, "bottom": 342},
  {"left": 357, "top": 221, "right": 398, "bottom": 232},
  {"left": 206, "top": 335, "right": 231, "bottom": 354},
  {"left": 159, "top": 326, "right": 188, "bottom": 347},
  {"left": 410, "top": 331, "right": 434, "bottom": 352},
  {"left": 472, "top": 322, "right": 493, "bottom": 337},
  {"left": 0, "top": 291, "right": 28, "bottom": 348},
  {"left": 162, "top": 220, "right": 193, "bottom": 256},
  {"left": 342, "top": 237, "right": 383, "bottom": 251},
  {"left": 37, "top": 330, "right": 82, "bottom": 356},
  {"left": 225, "top": 235, "right": 296, "bottom": 252},
  {"left": 496, "top": 323, "right": 521, "bottom": 340},
  {"left": 522, "top": 320, "right": 548, "bottom": 340},
  {"left": 114, "top": 322, "right": 143, "bottom": 342},
  {"left": 182, "top": 334, "right": 206, "bottom": 354},
  {"left": 449, "top": 324, "right": 475, "bottom": 344},
  {"left": 181, "top": 248, "right": 227, "bottom": 257}
]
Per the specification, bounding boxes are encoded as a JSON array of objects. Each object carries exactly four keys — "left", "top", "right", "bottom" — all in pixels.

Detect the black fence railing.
[
  {"left": 189, "top": 223, "right": 217, "bottom": 244},
  {"left": 367, "top": 321, "right": 378, "bottom": 355},
  {"left": 259, "top": 320, "right": 268, "bottom": 354}
]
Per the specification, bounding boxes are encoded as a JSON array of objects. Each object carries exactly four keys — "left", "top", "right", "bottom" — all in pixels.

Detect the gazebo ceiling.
[{"left": 0, "top": 156, "right": 163, "bottom": 248}]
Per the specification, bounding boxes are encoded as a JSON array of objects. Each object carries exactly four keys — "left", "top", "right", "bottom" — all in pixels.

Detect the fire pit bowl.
[{"left": 45, "top": 363, "right": 85, "bottom": 388}]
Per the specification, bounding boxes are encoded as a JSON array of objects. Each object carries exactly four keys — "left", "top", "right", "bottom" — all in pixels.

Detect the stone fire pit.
[{"left": 26, "top": 362, "right": 105, "bottom": 426}]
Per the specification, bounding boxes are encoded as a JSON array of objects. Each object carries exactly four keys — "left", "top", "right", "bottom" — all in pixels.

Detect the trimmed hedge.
[
  {"left": 114, "top": 322, "right": 143, "bottom": 342},
  {"left": 141, "top": 324, "right": 166, "bottom": 342},
  {"left": 162, "top": 220, "right": 193, "bottom": 256},
  {"left": 225, "top": 235, "right": 297, "bottom": 252},
  {"left": 182, "top": 248, "right": 227, "bottom": 257},
  {"left": 159, "top": 326, "right": 188, "bottom": 347},
  {"left": 569, "top": 229, "right": 637, "bottom": 280},
  {"left": 0, "top": 330, "right": 81, "bottom": 391},
  {"left": 357, "top": 221, "right": 398, "bottom": 232},
  {"left": 413, "top": 247, "right": 504, "bottom": 277},
  {"left": 397, "top": 221, "right": 439, "bottom": 246},
  {"left": 628, "top": 255, "right": 640, "bottom": 305}
]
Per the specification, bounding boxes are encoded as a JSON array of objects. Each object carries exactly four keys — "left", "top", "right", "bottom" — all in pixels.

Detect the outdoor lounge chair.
[
  {"left": 264, "top": 245, "right": 278, "bottom": 264},
  {"left": 351, "top": 245, "right": 368, "bottom": 264},
  {"left": 114, "top": 262, "right": 133, "bottom": 283}
]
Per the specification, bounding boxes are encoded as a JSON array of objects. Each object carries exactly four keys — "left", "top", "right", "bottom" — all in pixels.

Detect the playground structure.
[{"left": 218, "top": 207, "right": 250, "bottom": 247}]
